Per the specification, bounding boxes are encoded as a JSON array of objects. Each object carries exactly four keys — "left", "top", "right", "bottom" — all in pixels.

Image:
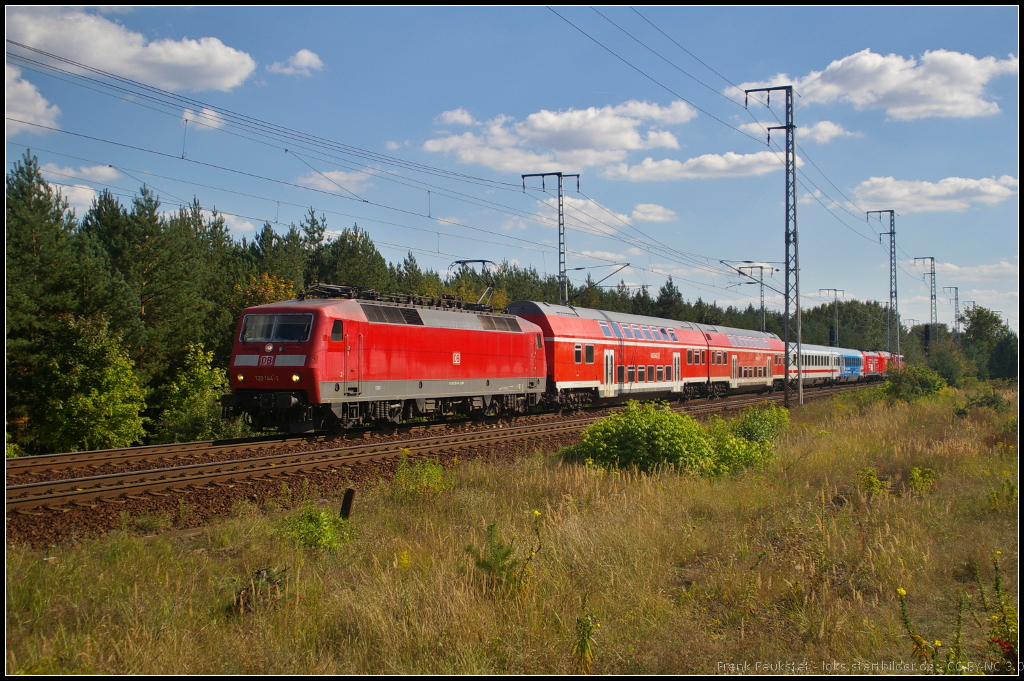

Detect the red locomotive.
[{"left": 221, "top": 285, "right": 546, "bottom": 431}]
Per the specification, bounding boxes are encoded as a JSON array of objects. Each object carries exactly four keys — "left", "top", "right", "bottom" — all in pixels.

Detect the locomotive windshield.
[{"left": 240, "top": 313, "right": 313, "bottom": 343}]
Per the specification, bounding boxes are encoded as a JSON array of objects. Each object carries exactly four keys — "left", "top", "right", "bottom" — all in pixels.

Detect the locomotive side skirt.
[{"left": 316, "top": 377, "right": 545, "bottom": 402}]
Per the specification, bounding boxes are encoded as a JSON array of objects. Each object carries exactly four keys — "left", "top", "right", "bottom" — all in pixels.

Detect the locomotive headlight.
[
  {"left": 291, "top": 373, "right": 301, "bottom": 383},
  {"left": 236, "top": 373, "right": 245, "bottom": 382},
  {"left": 264, "top": 343, "right": 274, "bottom": 353}
]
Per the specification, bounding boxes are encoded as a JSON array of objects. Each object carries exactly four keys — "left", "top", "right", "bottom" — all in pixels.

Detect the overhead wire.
[
  {"left": 6, "top": 40, "right": 525, "bottom": 191},
  {"left": 6, "top": 145, "right": 559, "bottom": 257},
  {"left": 7, "top": 50, "right": 583, "bottom": 232}
]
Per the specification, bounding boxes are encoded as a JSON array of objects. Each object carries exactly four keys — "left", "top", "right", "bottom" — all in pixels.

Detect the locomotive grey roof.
[
  {"left": 506, "top": 301, "right": 781, "bottom": 341},
  {"left": 253, "top": 297, "right": 525, "bottom": 332}
]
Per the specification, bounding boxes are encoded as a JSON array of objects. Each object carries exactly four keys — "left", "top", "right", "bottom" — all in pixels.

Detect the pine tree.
[{"left": 318, "top": 223, "right": 394, "bottom": 291}]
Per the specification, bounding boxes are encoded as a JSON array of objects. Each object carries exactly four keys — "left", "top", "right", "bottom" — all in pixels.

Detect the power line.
[
  {"left": 6, "top": 41, "right": 524, "bottom": 191},
  {"left": 545, "top": 7, "right": 765, "bottom": 145}
]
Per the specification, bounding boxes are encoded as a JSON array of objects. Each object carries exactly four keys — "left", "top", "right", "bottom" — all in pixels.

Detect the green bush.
[
  {"left": 881, "top": 365, "right": 947, "bottom": 403},
  {"left": 563, "top": 400, "right": 785, "bottom": 476},
  {"left": 390, "top": 453, "right": 454, "bottom": 501},
  {"left": 909, "top": 467, "right": 937, "bottom": 496},
  {"left": 705, "top": 416, "right": 773, "bottom": 476},
  {"left": 967, "top": 388, "right": 1012, "bottom": 413},
  {"left": 563, "top": 401, "right": 714, "bottom": 473},
  {"left": 152, "top": 343, "right": 249, "bottom": 443},
  {"left": 857, "top": 468, "right": 890, "bottom": 497},
  {"left": 730, "top": 402, "right": 790, "bottom": 443},
  {"left": 280, "top": 506, "right": 355, "bottom": 550}
]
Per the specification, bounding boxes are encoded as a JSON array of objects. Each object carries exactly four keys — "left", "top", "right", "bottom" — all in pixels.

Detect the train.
[{"left": 220, "top": 284, "right": 903, "bottom": 432}]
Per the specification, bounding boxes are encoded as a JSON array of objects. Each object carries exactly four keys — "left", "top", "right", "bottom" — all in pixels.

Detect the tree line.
[{"left": 6, "top": 152, "right": 1016, "bottom": 455}]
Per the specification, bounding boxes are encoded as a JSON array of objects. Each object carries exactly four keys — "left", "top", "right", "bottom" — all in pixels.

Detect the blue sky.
[{"left": 6, "top": 6, "right": 1018, "bottom": 332}]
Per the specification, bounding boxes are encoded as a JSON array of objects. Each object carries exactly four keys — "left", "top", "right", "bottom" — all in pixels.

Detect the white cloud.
[
  {"left": 182, "top": 107, "right": 226, "bottom": 129},
  {"left": 220, "top": 213, "right": 256, "bottom": 233},
  {"left": 501, "top": 218, "right": 528, "bottom": 230},
  {"left": 6, "top": 7, "right": 255, "bottom": 92},
  {"left": 436, "top": 108, "right": 479, "bottom": 126},
  {"left": 423, "top": 100, "right": 694, "bottom": 174},
  {"left": 531, "top": 195, "right": 627, "bottom": 236},
  {"left": 852, "top": 175, "right": 1018, "bottom": 212},
  {"left": 49, "top": 183, "right": 98, "bottom": 215},
  {"left": 799, "top": 188, "right": 841, "bottom": 209},
  {"left": 296, "top": 168, "right": 376, "bottom": 195},
  {"left": 603, "top": 150, "right": 794, "bottom": 181},
  {"left": 385, "top": 140, "right": 409, "bottom": 150},
  {"left": 935, "top": 259, "right": 1018, "bottom": 283},
  {"left": 801, "top": 120, "right": 861, "bottom": 143},
  {"left": 740, "top": 119, "right": 859, "bottom": 144},
  {"left": 5, "top": 64, "right": 60, "bottom": 137},
  {"left": 736, "top": 48, "right": 1018, "bottom": 120},
  {"left": 631, "top": 203, "right": 676, "bottom": 222},
  {"left": 515, "top": 102, "right": 686, "bottom": 152},
  {"left": 266, "top": 49, "right": 324, "bottom": 77},
  {"left": 578, "top": 250, "right": 628, "bottom": 262},
  {"left": 424, "top": 131, "right": 561, "bottom": 173},
  {"left": 40, "top": 163, "right": 120, "bottom": 183}
]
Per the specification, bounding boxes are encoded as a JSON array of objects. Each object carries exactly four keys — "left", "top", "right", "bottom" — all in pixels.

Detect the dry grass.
[{"left": 6, "top": 387, "right": 1017, "bottom": 674}]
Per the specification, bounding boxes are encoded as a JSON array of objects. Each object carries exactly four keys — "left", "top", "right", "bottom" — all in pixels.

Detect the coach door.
[
  {"left": 672, "top": 352, "right": 681, "bottom": 393},
  {"left": 732, "top": 353, "right": 739, "bottom": 384},
  {"left": 603, "top": 349, "right": 615, "bottom": 398},
  {"left": 344, "top": 333, "right": 362, "bottom": 396}
]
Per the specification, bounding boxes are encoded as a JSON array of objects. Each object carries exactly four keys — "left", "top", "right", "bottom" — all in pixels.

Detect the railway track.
[{"left": 6, "top": 383, "right": 861, "bottom": 516}]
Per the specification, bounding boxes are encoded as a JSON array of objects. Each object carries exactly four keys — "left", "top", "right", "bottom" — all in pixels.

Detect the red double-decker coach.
[{"left": 506, "top": 301, "right": 785, "bottom": 408}]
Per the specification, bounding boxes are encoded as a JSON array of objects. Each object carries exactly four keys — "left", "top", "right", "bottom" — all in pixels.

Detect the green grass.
[{"left": 5, "top": 386, "right": 1017, "bottom": 674}]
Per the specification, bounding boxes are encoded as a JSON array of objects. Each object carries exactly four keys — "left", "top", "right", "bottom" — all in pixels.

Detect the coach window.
[
  {"left": 585, "top": 344, "right": 595, "bottom": 364},
  {"left": 536, "top": 334, "right": 542, "bottom": 349},
  {"left": 656, "top": 366, "right": 664, "bottom": 382},
  {"left": 665, "top": 365, "right": 672, "bottom": 381},
  {"left": 687, "top": 349, "right": 693, "bottom": 364},
  {"left": 642, "top": 326, "right": 655, "bottom": 341},
  {"left": 631, "top": 324, "right": 643, "bottom": 339},
  {"left": 617, "top": 365, "right": 625, "bottom": 383},
  {"left": 621, "top": 324, "right": 635, "bottom": 340},
  {"left": 627, "top": 365, "right": 635, "bottom": 383},
  {"left": 668, "top": 329, "right": 679, "bottom": 342},
  {"left": 723, "top": 352, "right": 728, "bottom": 364},
  {"left": 611, "top": 322, "right": 623, "bottom": 339},
  {"left": 598, "top": 321, "right": 613, "bottom": 338},
  {"left": 330, "top": 320, "right": 344, "bottom": 341},
  {"left": 637, "top": 365, "right": 646, "bottom": 382},
  {"left": 574, "top": 344, "right": 582, "bottom": 364},
  {"left": 647, "top": 365, "right": 654, "bottom": 381}
]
